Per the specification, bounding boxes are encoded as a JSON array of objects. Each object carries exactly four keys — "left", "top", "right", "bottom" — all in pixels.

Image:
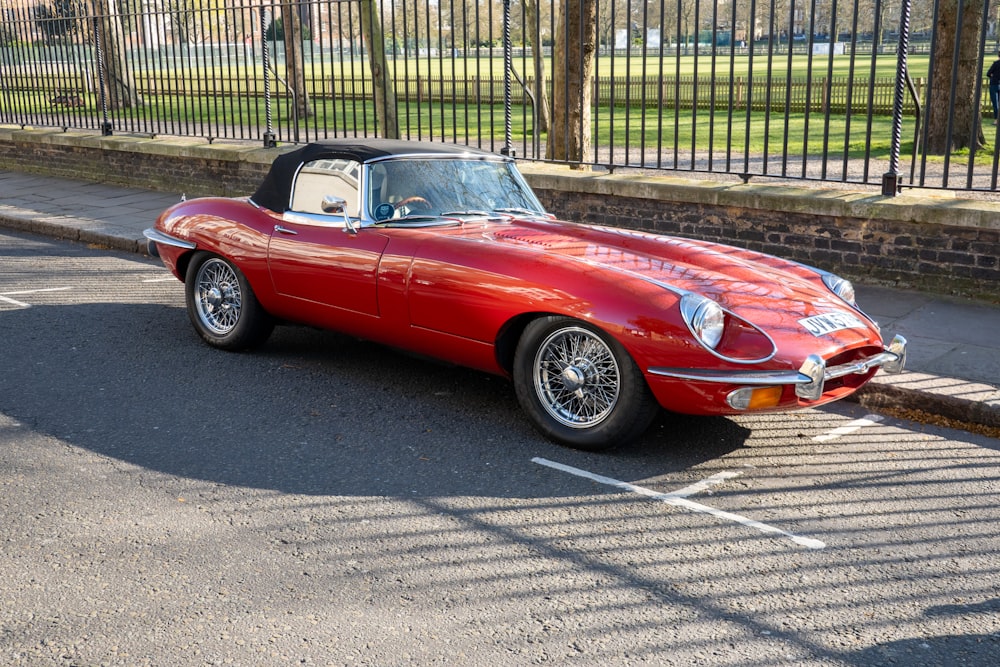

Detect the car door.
[
  {"left": 267, "top": 219, "right": 388, "bottom": 318},
  {"left": 266, "top": 157, "right": 388, "bottom": 320}
]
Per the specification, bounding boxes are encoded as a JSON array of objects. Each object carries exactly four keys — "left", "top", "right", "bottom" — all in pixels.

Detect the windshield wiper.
[
  {"left": 492, "top": 207, "right": 541, "bottom": 216},
  {"left": 374, "top": 213, "right": 439, "bottom": 224},
  {"left": 440, "top": 210, "right": 493, "bottom": 218}
]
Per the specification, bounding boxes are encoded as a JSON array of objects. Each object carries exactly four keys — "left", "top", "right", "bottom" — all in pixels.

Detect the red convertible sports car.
[{"left": 145, "top": 139, "right": 906, "bottom": 450}]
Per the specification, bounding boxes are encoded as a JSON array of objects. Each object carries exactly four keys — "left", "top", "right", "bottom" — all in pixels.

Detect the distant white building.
[{"left": 615, "top": 28, "right": 661, "bottom": 49}]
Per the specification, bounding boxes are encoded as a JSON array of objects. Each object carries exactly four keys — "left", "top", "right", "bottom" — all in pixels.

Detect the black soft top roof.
[{"left": 250, "top": 139, "right": 497, "bottom": 212}]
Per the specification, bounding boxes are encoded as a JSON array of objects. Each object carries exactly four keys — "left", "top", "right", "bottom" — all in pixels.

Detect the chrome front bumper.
[{"left": 648, "top": 334, "right": 907, "bottom": 402}]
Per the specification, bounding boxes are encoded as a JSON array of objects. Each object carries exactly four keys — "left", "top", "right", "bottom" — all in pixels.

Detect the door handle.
[{"left": 274, "top": 225, "right": 298, "bottom": 235}]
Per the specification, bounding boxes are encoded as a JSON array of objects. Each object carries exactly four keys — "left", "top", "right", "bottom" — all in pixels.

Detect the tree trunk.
[
  {"left": 91, "top": 0, "right": 141, "bottom": 109},
  {"left": 280, "top": 2, "right": 313, "bottom": 119},
  {"left": 925, "top": 0, "right": 985, "bottom": 154},
  {"left": 546, "top": 0, "right": 596, "bottom": 166},
  {"left": 360, "top": 0, "right": 399, "bottom": 139},
  {"left": 522, "top": 0, "right": 549, "bottom": 133}
]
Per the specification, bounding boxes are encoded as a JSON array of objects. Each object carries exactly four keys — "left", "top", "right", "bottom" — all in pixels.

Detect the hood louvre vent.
[{"left": 492, "top": 230, "right": 557, "bottom": 248}]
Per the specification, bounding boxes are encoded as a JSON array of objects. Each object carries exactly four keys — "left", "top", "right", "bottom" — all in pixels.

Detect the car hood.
[{"left": 482, "top": 217, "right": 876, "bottom": 341}]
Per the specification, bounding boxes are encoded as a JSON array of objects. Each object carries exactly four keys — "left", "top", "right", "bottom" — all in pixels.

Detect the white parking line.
[
  {"left": 142, "top": 276, "right": 176, "bottom": 283},
  {"left": 813, "top": 414, "right": 884, "bottom": 442},
  {"left": 0, "top": 287, "right": 73, "bottom": 309},
  {"left": 1, "top": 287, "right": 72, "bottom": 296},
  {"left": 532, "top": 457, "right": 826, "bottom": 550},
  {"left": 0, "top": 295, "right": 31, "bottom": 308},
  {"left": 668, "top": 470, "right": 744, "bottom": 498}
]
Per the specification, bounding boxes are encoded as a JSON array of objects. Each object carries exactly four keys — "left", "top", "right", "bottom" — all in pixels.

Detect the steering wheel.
[{"left": 394, "top": 196, "right": 432, "bottom": 212}]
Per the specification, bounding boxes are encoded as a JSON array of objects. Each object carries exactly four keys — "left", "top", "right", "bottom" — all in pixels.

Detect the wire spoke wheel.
[
  {"left": 184, "top": 252, "right": 274, "bottom": 351},
  {"left": 194, "top": 257, "right": 243, "bottom": 335},
  {"left": 534, "top": 326, "right": 620, "bottom": 428},
  {"left": 514, "top": 316, "right": 658, "bottom": 450}
]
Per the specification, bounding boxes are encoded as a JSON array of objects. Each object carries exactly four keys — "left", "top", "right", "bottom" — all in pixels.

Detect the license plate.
[{"left": 798, "top": 312, "right": 865, "bottom": 337}]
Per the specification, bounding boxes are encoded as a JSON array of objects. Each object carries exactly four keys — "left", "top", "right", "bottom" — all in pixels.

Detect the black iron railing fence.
[{"left": 1, "top": 0, "right": 998, "bottom": 193}]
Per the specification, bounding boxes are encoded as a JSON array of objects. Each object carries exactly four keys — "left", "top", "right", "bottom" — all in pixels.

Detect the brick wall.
[
  {"left": 0, "top": 131, "right": 273, "bottom": 197},
  {"left": 2, "top": 128, "right": 998, "bottom": 300}
]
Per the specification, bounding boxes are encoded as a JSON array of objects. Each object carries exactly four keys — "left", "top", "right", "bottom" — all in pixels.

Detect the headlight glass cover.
[
  {"left": 822, "top": 273, "right": 856, "bottom": 306},
  {"left": 680, "top": 294, "right": 725, "bottom": 350}
]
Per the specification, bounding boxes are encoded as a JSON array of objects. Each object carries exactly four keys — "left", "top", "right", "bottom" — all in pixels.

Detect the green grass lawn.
[
  {"left": 390, "top": 51, "right": 925, "bottom": 81},
  {"left": 15, "top": 89, "right": 974, "bottom": 162}
]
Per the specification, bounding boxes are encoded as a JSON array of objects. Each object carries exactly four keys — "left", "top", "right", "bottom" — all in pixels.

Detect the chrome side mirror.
[
  {"left": 321, "top": 195, "right": 346, "bottom": 214},
  {"left": 321, "top": 195, "right": 358, "bottom": 234}
]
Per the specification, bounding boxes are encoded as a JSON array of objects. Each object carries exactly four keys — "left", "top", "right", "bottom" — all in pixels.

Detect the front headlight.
[
  {"left": 822, "top": 273, "right": 856, "bottom": 306},
  {"left": 680, "top": 294, "right": 725, "bottom": 350}
]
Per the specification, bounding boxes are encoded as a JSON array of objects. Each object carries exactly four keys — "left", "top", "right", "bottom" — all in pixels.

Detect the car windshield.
[{"left": 366, "top": 157, "right": 546, "bottom": 222}]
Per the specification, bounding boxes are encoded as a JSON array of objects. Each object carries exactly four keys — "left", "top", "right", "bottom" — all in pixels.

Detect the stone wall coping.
[
  {"left": 4, "top": 125, "right": 1000, "bottom": 232},
  {"left": 515, "top": 163, "right": 1000, "bottom": 231},
  {"left": 0, "top": 126, "right": 278, "bottom": 165}
]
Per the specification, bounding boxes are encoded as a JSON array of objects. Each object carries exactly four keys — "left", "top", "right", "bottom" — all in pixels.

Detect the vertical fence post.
[
  {"left": 501, "top": 0, "right": 514, "bottom": 156},
  {"left": 93, "top": 13, "right": 113, "bottom": 136},
  {"left": 261, "top": 4, "right": 276, "bottom": 148},
  {"left": 882, "top": 0, "right": 913, "bottom": 196}
]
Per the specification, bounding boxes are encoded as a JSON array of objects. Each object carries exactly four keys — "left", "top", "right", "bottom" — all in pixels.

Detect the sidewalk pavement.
[{"left": 2, "top": 169, "right": 999, "bottom": 432}]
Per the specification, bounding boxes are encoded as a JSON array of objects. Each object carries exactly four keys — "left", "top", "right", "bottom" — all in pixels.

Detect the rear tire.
[
  {"left": 513, "top": 316, "right": 658, "bottom": 450},
  {"left": 185, "top": 252, "right": 274, "bottom": 350}
]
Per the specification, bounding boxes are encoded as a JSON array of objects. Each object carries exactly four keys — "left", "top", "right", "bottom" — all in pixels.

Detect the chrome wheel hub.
[
  {"left": 560, "top": 364, "right": 588, "bottom": 392},
  {"left": 205, "top": 286, "right": 224, "bottom": 312}
]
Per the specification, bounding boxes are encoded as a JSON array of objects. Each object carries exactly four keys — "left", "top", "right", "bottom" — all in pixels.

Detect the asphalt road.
[{"left": 2, "top": 229, "right": 999, "bottom": 666}]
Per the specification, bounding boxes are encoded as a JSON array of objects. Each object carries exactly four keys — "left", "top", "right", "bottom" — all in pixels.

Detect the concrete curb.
[
  {"left": 854, "top": 372, "right": 1000, "bottom": 429},
  {"left": 0, "top": 210, "right": 148, "bottom": 255}
]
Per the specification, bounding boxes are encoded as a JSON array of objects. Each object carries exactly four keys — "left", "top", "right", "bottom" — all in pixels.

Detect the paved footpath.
[{"left": 1, "top": 169, "right": 998, "bottom": 429}]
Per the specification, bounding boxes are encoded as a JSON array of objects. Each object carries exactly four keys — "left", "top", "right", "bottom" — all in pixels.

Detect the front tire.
[
  {"left": 513, "top": 316, "right": 658, "bottom": 450},
  {"left": 185, "top": 252, "right": 274, "bottom": 350}
]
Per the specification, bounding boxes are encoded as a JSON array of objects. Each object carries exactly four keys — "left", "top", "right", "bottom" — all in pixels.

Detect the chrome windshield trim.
[
  {"left": 364, "top": 152, "right": 512, "bottom": 165},
  {"left": 143, "top": 228, "right": 196, "bottom": 250}
]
